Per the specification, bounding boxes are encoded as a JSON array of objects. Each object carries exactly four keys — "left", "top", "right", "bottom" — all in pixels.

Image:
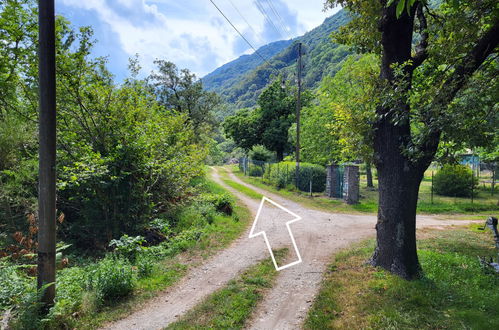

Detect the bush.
[
  {"left": 52, "top": 266, "right": 87, "bottom": 314},
  {"left": 0, "top": 262, "right": 32, "bottom": 311},
  {"left": 136, "top": 255, "right": 155, "bottom": 279},
  {"left": 249, "top": 166, "right": 264, "bottom": 177},
  {"left": 249, "top": 145, "right": 273, "bottom": 162},
  {"left": 86, "top": 256, "right": 134, "bottom": 305},
  {"left": 109, "top": 235, "right": 146, "bottom": 261},
  {"left": 267, "top": 162, "right": 326, "bottom": 192},
  {"left": 433, "top": 164, "right": 478, "bottom": 197},
  {"left": 199, "top": 193, "right": 234, "bottom": 215}
]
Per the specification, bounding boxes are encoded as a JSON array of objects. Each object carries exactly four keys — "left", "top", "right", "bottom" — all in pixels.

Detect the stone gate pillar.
[
  {"left": 326, "top": 164, "right": 340, "bottom": 198},
  {"left": 344, "top": 165, "right": 360, "bottom": 204}
]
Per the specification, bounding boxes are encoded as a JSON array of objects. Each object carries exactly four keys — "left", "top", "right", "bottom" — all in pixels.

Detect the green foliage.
[
  {"left": 49, "top": 266, "right": 87, "bottom": 319},
  {"left": 149, "top": 218, "right": 173, "bottom": 237},
  {"left": 148, "top": 60, "right": 221, "bottom": 140},
  {"left": 267, "top": 162, "right": 326, "bottom": 192},
  {"left": 86, "top": 256, "right": 135, "bottom": 306},
  {"left": 109, "top": 235, "right": 146, "bottom": 261},
  {"left": 224, "top": 80, "right": 309, "bottom": 160},
  {"left": 301, "top": 55, "right": 378, "bottom": 165},
  {"left": 205, "top": 10, "right": 351, "bottom": 109},
  {"left": 0, "top": 262, "right": 32, "bottom": 311},
  {"left": 249, "top": 166, "right": 264, "bottom": 177},
  {"left": 249, "top": 145, "right": 274, "bottom": 162},
  {"left": 0, "top": 1, "right": 208, "bottom": 249},
  {"left": 199, "top": 193, "right": 234, "bottom": 216},
  {"left": 135, "top": 255, "right": 155, "bottom": 279},
  {"left": 433, "top": 164, "right": 478, "bottom": 197}
]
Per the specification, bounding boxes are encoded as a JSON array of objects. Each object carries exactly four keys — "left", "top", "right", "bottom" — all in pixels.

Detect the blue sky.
[{"left": 56, "top": 0, "right": 340, "bottom": 81}]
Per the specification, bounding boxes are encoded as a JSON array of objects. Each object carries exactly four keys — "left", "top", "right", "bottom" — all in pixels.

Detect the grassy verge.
[
  {"left": 305, "top": 226, "right": 499, "bottom": 329},
  {"left": 5, "top": 177, "right": 253, "bottom": 329},
  {"left": 228, "top": 165, "right": 375, "bottom": 214},
  {"left": 167, "top": 249, "right": 287, "bottom": 329},
  {"left": 217, "top": 166, "right": 263, "bottom": 200},
  {"left": 229, "top": 165, "right": 498, "bottom": 216},
  {"left": 73, "top": 179, "right": 253, "bottom": 329}
]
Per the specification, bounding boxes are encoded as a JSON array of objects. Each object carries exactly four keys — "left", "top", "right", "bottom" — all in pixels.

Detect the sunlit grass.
[
  {"left": 168, "top": 249, "right": 288, "bottom": 329},
  {"left": 305, "top": 227, "right": 499, "bottom": 329},
  {"left": 228, "top": 165, "right": 498, "bottom": 215}
]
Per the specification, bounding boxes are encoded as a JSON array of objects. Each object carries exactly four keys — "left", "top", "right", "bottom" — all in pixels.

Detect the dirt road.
[{"left": 103, "top": 168, "right": 475, "bottom": 330}]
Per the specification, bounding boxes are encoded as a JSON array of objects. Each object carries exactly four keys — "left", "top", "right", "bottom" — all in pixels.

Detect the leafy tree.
[
  {"left": 301, "top": 54, "right": 379, "bottom": 186},
  {"left": 256, "top": 80, "right": 297, "bottom": 161},
  {"left": 325, "top": 0, "right": 498, "bottom": 279},
  {"left": 224, "top": 80, "right": 305, "bottom": 161},
  {"left": 222, "top": 108, "right": 260, "bottom": 152},
  {"left": 149, "top": 60, "right": 221, "bottom": 140},
  {"left": 0, "top": 2, "right": 207, "bottom": 248}
]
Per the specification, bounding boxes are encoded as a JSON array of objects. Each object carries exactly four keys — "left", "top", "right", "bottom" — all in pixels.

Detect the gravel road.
[{"left": 102, "top": 168, "right": 476, "bottom": 330}]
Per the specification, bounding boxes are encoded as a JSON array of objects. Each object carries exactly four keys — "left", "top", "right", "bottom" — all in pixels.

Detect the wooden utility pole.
[
  {"left": 295, "top": 42, "right": 302, "bottom": 188},
  {"left": 38, "top": 0, "right": 57, "bottom": 307}
]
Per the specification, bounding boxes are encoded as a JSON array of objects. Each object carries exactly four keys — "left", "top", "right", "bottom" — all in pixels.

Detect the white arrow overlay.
[{"left": 249, "top": 196, "right": 302, "bottom": 271}]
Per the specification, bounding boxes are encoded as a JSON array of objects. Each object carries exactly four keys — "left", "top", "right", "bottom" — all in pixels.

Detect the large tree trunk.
[
  {"left": 366, "top": 162, "right": 374, "bottom": 188},
  {"left": 370, "top": 1, "right": 498, "bottom": 280},
  {"left": 371, "top": 116, "right": 425, "bottom": 279},
  {"left": 371, "top": 2, "right": 423, "bottom": 279}
]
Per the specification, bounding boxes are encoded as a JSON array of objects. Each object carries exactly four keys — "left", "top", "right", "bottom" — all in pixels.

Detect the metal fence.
[
  {"left": 239, "top": 157, "right": 497, "bottom": 207},
  {"left": 239, "top": 157, "right": 327, "bottom": 195}
]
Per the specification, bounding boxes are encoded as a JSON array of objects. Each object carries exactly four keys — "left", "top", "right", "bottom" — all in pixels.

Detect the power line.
[
  {"left": 226, "top": 0, "right": 264, "bottom": 45},
  {"left": 209, "top": 0, "right": 272, "bottom": 67},
  {"left": 267, "top": 0, "right": 292, "bottom": 39},
  {"left": 254, "top": 0, "right": 287, "bottom": 40}
]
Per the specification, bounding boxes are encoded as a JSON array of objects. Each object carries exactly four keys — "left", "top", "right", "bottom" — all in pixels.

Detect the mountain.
[
  {"left": 202, "top": 39, "right": 292, "bottom": 94},
  {"left": 203, "top": 9, "right": 351, "bottom": 110}
]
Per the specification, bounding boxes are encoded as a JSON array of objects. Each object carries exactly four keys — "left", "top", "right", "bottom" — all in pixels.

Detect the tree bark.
[
  {"left": 366, "top": 162, "right": 374, "bottom": 188},
  {"left": 371, "top": 2, "right": 422, "bottom": 279},
  {"left": 371, "top": 1, "right": 498, "bottom": 280},
  {"left": 371, "top": 115, "right": 425, "bottom": 279},
  {"left": 276, "top": 149, "right": 284, "bottom": 162}
]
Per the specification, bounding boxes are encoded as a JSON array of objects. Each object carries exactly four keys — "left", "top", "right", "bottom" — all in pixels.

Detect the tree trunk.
[
  {"left": 371, "top": 2, "right": 423, "bottom": 279},
  {"left": 370, "top": 142, "right": 425, "bottom": 279},
  {"left": 276, "top": 149, "right": 284, "bottom": 162},
  {"left": 366, "top": 162, "right": 374, "bottom": 188}
]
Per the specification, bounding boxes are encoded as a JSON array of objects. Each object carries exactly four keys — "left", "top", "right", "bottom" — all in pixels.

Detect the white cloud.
[{"left": 58, "top": 0, "right": 340, "bottom": 77}]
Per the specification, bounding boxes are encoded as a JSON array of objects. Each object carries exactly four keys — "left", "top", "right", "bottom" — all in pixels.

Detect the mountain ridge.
[{"left": 203, "top": 9, "right": 351, "bottom": 110}]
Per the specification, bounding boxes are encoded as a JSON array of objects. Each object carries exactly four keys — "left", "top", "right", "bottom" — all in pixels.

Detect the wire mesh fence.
[
  {"left": 239, "top": 157, "right": 326, "bottom": 195},
  {"left": 239, "top": 157, "right": 498, "bottom": 209}
]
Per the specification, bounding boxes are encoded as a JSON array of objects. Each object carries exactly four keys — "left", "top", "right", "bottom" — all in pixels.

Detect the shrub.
[
  {"left": 433, "top": 164, "right": 478, "bottom": 197},
  {"left": 0, "top": 262, "right": 32, "bottom": 311},
  {"left": 199, "top": 193, "right": 234, "bottom": 215},
  {"left": 52, "top": 266, "right": 87, "bottom": 315},
  {"left": 249, "top": 145, "right": 273, "bottom": 162},
  {"left": 136, "top": 255, "right": 155, "bottom": 279},
  {"left": 109, "top": 235, "right": 146, "bottom": 261},
  {"left": 267, "top": 162, "right": 326, "bottom": 192},
  {"left": 86, "top": 256, "right": 134, "bottom": 305},
  {"left": 249, "top": 166, "right": 264, "bottom": 177},
  {"left": 150, "top": 218, "right": 173, "bottom": 237}
]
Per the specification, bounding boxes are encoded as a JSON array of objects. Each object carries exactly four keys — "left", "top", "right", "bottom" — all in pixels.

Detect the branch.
[
  {"left": 417, "top": 19, "right": 499, "bottom": 167},
  {"left": 434, "top": 19, "right": 499, "bottom": 109},
  {"left": 411, "top": 4, "right": 428, "bottom": 69}
]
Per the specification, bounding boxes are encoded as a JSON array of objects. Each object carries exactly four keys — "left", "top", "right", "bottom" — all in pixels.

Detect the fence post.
[
  {"left": 431, "top": 171, "right": 434, "bottom": 204},
  {"left": 471, "top": 169, "right": 474, "bottom": 205},
  {"left": 492, "top": 167, "right": 495, "bottom": 196}
]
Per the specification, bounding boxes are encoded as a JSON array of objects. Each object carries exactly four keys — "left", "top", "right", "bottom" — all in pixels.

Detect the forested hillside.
[
  {"left": 202, "top": 39, "right": 292, "bottom": 94},
  {"left": 204, "top": 9, "right": 351, "bottom": 110}
]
